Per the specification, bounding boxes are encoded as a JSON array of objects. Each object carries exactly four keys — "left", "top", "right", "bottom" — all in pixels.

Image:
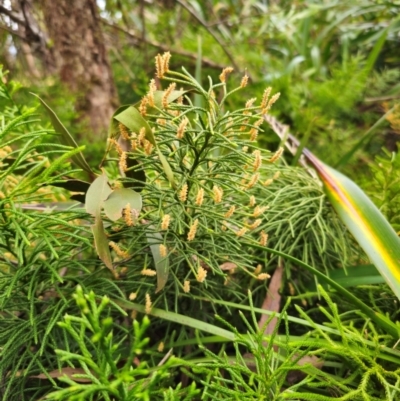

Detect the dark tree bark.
[
  {"left": 0, "top": 0, "right": 119, "bottom": 135},
  {"left": 0, "top": 0, "right": 57, "bottom": 74},
  {"left": 40, "top": 0, "right": 118, "bottom": 135}
]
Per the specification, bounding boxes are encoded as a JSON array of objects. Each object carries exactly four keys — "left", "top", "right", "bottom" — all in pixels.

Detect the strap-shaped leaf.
[
  {"left": 91, "top": 211, "right": 113, "bottom": 272},
  {"left": 32, "top": 94, "right": 94, "bottom": 175},
  {"left": 151, "top": 90, "right": 186, "bottom": 111},
  {"left": 157, "top": 148, "right": 176, "bottom": 189},
  {"left": 113, "top": 106, "right": 176, "bottom": 188},
  {"left": 305, "top": 150, "right": 400, "bottom": 301},
  {"left": 146, "top": 229, "right": 169, "bottom": 293},
  {"left": 265, "top": 114, "right": 400, "bottom": 302},
  {"left": 85, "top": 172, "right": 114, "bottom": 271},
  {"left": 113, "top": 106, "right": 155, "bottom": 144}
]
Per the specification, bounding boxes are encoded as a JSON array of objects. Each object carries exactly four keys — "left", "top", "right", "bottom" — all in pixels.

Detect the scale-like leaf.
[
  {"left": 265, "top": 115, "right": 400, "bottom": 302},
  {"left": 32, "top": 94, "right": 94, "bottom": 175},
  {"left": 85, "top": 173, "right": 112, "bottom": 216},
  {"left": 103, "top": 188, "right": 142, "bottom": 221},
  {"left": 304, "top": 150, "right": 400, "bottom": 300},
  {"left": 146, "top": 230, "right": 169, "bottom": 293}
]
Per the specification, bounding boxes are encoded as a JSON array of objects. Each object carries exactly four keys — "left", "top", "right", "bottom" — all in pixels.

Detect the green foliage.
[
  {"left": 44, "top": 286, "right": 196, "bottom": 401},
  {"left": 2, "top": 0, "right": 400, "bottom": 394},
  {"left": 97, "top": 0, "right": 400, "bottom": 175},
  {"left": 363, "top": 148, "right": 400, "bottom": 232},
  {"left": 87, "top": 57, "right": 355, "bottom": 309}
]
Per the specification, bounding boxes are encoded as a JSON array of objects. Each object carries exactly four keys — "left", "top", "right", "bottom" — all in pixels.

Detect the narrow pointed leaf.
[
  {"left": 304, "top": 149, "right": 400, "bottom": 300},
  {"left": 245, "top": 242, "right": 399, "bottom": 337},
  {"left": 50, "top": 178, "right": 91, "bottom": 193},
  {"left": 113, "top": 106, "right": 155, "bottom": 144},
  {"left": 85, "top": 173, "right": 112, "bottom": 216},
  {"left": 327, "top": 264, "right": 385, "bottom": 288},
  {"left": 146, "top": 230, "right": 169, "bottom": 293},
  {"left": 151, "top": 90, "right": 186, "bottom": 111},
  {"left": 108, "top": 105, "right": 130, "bottom": 139},
  {"left": 103, "top": 188, "right": 142, "bottom": 221},
  {"left": 157, "top": 148, "right": 176, "bottom": 189},
  {"left": 117, "top": 299, "right": 235, "bottom": 340},
  {"left": 91, "top": 212, "right": 113, "bottom": 271},
  {"left": 32, "top": 94, "right": 94, "bottom": 175},
  {"left": 114, "top": 106, "right": 176, "bottom": 188},
  {"left": 307, "top": 264, "right": 385, "bottom": 290}
]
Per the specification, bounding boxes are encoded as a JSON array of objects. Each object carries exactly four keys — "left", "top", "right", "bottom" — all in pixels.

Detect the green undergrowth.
[{"left": 0, "top": 62, "right": 399, "bottom": 401}]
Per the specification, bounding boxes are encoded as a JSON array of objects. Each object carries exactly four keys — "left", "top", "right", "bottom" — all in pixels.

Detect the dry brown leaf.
[
  {"left": 256, "top": 263, "right": 324, "bottom": 381},
  {"left": 258, "top": 264, "right": 283, "bottom": 336},
  {"left": 30, "top": 367, "right": 92, "bottom": 383},
  {"left": 219, "top": 262, "right": 237, "bottom": 271}
]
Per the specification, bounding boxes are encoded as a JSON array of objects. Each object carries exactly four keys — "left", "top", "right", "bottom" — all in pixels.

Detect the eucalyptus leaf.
[
  {"left": 157, "top": 149, "right": 176, "bottom": 189},
  {"left": 114, "top": 106, "right": 176, "bottom": 188},
  {"left": 103, "top": 188, "right": 142, "bottom": 221},
  {"left": 146, "top": 229, "right": 169, "bottom": 293},
  {"left": 114, "top": 106, "right": 154, "bottom": 144},
  {"left": 85, "top": 173, "right": 112, "bottom": 216},
  {"left": 151, "top": 90, "right": 186, "bottom": 110},
  {"left": 91, "top": 213, "right": 113, "bottom": 271},
  {"left": 108, "top": 104, "right": 130, "bottom": 139}
]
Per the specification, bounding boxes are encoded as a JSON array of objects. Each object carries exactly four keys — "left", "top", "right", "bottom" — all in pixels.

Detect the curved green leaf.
[
  {"left": 85, "top": 173, "right": 112, "bottom": 216},
  {"left": 151, "top": 90, "right": 186, "bottom": 111},
  {"left": 146, "top": 229, "right": 169, "bottom": 293},
  {"left": 108, "top": 104, "right": 130, "bottom": 139},
  {"left": 114, "top": 106, "right": 154, "bottom": 144},
  {"left": 245, "top": 241, "right": 399, "bottom": 337},
  {"left": 91, "top": 213, "right": 113, "bottom": 272},
  {"left": 328, "top": 264, "right": 385, "bottom": 288},
  {"left": 157, "top": 148, "right": 176, "bottom": 189},
  {"left": 113, "top": 105, "right": 176, "bottom": 188},
  {"left": 103, "top": 188, "right": 142, "bottom": 221},
  {"left": 32, "top": 94, "right": 94, "bottom": 175},
  {"left": 307, "top": 264, "right": 385, "bottom": 290},
  {"left": 117, "top": 298, "right": 234, "bottom": 340}
]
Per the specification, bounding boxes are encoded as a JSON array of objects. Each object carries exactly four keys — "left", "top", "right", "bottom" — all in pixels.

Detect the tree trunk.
[{"left": 40, "top": 0, "right": 118, "bottom": 135}]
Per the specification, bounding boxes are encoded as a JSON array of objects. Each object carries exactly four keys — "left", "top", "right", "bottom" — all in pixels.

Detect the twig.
[
  {"left": 102, "top": 20, "right": 227, "bottom": 70},
  {"left": 0, "top": 5, "right": 26, "bottom": 27},
  {"left": 0, "top": 23, "right": 25, "bottom": 40},
  {"left": 175, "top": 0, "right": 239, "bottom": 71}
]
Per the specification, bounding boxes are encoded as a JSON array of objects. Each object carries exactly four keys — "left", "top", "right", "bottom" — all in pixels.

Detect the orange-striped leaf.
[{"left": 304, "top": 149, "right": 400, "bottom": 300}]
